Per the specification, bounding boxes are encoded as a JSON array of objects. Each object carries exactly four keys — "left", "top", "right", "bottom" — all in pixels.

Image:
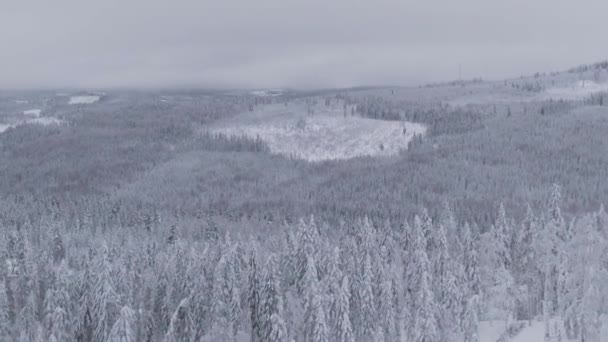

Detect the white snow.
[
  {"left": 479, "top": 320, "right": 578, "bottom": 342},
  {"left": 250, "top": 89, "right": 283, "bottom": 97},
  {"left": 14, "top": 100, "right": 29, "bottom": 104},
  {"left": 543, "top": 80, "right": 608, "bottom": 101},
  {"left": 0, "top": 117, "right": 64, "bottom": 134},
  {"left": 68, "top": 95, "right": 100, "bottom": 104},
  {"left": 23, "top": 109, "right": 41, "bottom": 117},
  {"left": 211, "top": 102, "right": 426, "bottom": 162},
  {"left": 479, "top": 321, "right": 508, "bottom": 342}
]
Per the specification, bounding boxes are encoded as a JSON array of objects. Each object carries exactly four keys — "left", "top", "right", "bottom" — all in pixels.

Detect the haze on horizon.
[{"left": 2, "top": 0, "right": 608, "bottom": 90}]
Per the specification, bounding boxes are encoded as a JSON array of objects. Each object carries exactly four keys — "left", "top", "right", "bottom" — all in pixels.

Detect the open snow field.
[
  {"left": 23, "top": 109, "right": 41, "bottom": 117},
  {"left": 210, "top": 101, "right": 426, "bottom": 162},
  {"left": 0, "top": 117, "right": 64, "bottom": 134},
  {"left": 68, "top": 95, "right": 100, "bottom": 104},
  {"left": 542, "top": 80, "right": 608, "bottom": 101}
]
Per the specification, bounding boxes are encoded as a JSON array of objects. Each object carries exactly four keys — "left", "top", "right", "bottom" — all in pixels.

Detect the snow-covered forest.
[
  {"left": 2, "top": 62, "right": 608, "bottom": 341},
  {"left": 1, "top": 183, "right": 608, "bottom": 341}
]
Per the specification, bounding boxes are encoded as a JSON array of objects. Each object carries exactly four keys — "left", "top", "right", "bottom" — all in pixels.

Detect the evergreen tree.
[
  {"left": 247, "top": 243, "right": 261, "bottom": 342},
  {"left": 333, "top": 276, "right": 353, "bottom": 342},
  {"left": 260, "top": 254, "right": 287, "bottom": 342},
  {"left": 414, "top": 256, "right": 440, "bottom": 342},
  {"left": 108, "top": 305, "right": 137, "bottom": 342},
  {"left": 164, "top": 298, "right": 193, "bottom": 342}
]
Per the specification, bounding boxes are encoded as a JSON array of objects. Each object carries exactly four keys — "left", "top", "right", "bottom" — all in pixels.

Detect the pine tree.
[
  {"left": 333, "top": 276, "right": 353, "bottom": 342},
  {"left": 302, "top": 254, "right": 328, "bottom": 342},
  {"left": 358, "top": 252, "right": 375, "bottom": 340},
  {"left": 462, "top": 295, "right": 480, "bottom": 342},
  {"left": 247, "top": 242, "right": 262, "bottom": 342},
  {"left": 260, "top": 254, "right": 287, "bottom": 342},
  {"left": 49, "top": 306, "right": 70, "bottom": 342},
  {"left": 414, "top": 257, "right": 440, "bottom": 342},
  {"left": 108, "top": 305, "right": 137, "bottom": 342},
  {"left": 164, "top": 298, "right": 193, "bottom": 342},
  {"left": 377, "top": 251, "right": 397, "bottom": 342},
  {"left": 92, "top": 245, "right": 119, "bottom": 342}
]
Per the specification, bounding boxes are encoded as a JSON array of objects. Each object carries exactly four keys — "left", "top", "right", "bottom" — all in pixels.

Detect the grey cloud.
[{"left": 1, "top": 0, "right": 607, "bottom": 89}]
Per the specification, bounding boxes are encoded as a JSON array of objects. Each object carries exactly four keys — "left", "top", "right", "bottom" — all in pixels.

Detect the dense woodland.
[
  {"left": 0, "top": 184, "right": 607, "bottom": 341},
  {"left": 1, "top": 65, "right": 608, "bottom": 341}
]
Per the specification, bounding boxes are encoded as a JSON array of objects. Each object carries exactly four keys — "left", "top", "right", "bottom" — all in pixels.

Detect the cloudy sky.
[{"left": 1, "top": 0, "right": 607, "bottom": 89}]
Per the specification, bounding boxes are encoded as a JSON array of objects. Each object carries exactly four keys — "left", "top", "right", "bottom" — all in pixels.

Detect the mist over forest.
[{"left": 3, "top": 1, "right": 608, "bottom": 341}]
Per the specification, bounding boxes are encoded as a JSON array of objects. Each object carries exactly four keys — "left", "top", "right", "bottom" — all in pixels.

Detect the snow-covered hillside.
[
  {"left": 211, "top": 102, "right": 426, "bottom": 161},
  {"left": 543, "top": 80, "right": 608, "bottom": 101}
]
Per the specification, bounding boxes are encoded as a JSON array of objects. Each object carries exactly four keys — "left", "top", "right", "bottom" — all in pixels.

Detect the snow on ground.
[
  {"left": 68, "top": 95, "right": 100, "bottom": 104},
  {"left": 479, "top": 320, "right": 578, "bottom": 342},
  {"left": 23, "top": 109, "right": 41, "bottom": 117},
  {"left": 250, "top": 89, "right": 283, "bottom": 97},
  {"left": 479, "top": 321, "right": 508, "bottom": 342},
  {"left": 211, "top": 101, "right": 426, "bottom": 162},
  {"left": 542, "top": 80, "right": 608, "bottom": 101},
  {"left": 0, "top": 117, "right": 64, "bottom": 134}
]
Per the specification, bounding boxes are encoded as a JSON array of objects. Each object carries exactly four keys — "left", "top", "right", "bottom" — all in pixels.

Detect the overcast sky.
[{"left": 2, "top": 0, "right": 608, "bottom": 89}]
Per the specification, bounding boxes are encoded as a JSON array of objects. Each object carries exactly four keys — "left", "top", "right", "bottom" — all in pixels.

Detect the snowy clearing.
[
  {"left": 0, "top": 117, "right": 64, "bottom": 134},
  {"left": 211, "top": 102, "right": 426, "bottom": 162},
  {"left": 68, "top": 95, "right": 100, "bottom": 104},
  {"left": 542, "top": 80, "right": 608, "bottom": 101},
  {"left": 23, "top": 109, "right": 41, "bottom": 117},
  {"left": 250, "top": 89, "right": 283, "bottom": 97}
]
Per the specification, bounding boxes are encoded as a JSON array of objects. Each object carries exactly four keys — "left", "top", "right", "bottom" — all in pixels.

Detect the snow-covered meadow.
[{"left": 211, "top": 102, "right": 426, "bottom": 161}]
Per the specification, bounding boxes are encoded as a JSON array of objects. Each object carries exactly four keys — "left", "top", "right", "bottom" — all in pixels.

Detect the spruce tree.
[{"left": 108, "top": 305, "right": 137, "bottom": 342}]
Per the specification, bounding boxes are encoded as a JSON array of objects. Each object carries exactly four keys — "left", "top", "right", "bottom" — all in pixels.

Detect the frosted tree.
[
  {"left": 440, "top": 201, "right": 461, "bottom": 259},
  {"left": 247, "top": 243, "right": 262, "bottom": 342},
  {"left": 332, "top": 276, "right": 353, "bottom": 342},
  {"left": 413, "top": 248, "right": 440, "bottom": 342},
  {"left": 164, "top": 298, "right": 193, "bottom": 342},
  {"left": 260, "top": 254, "right": 287, "bottom": 342},
  {"left": 357, "top": 252, "right": 375, "bottom": 340},
  {"left": 480, "top": 223, "right": 517, "bottom": 323},
  {"left": 296, "top": 217, "right": 319, "bottom": 296},
  {"left": 48, "top": 306, "right": 70, "bottom": 342},
  {"left": 495, "top": 203, "right": 513, "bottom": 270},
  {"left": 211, "top": 243, "right": 242, "bottom": 339},
  {"left": 433, "top": 224, "right": 462, "bottom": 340},
  {"left": 108, "top": 305, "right": 137, "bottom": 342},
  {"left": 302, "top": 254, "right": 328, "bottom": 342},
  {"left": 563, "top": 214, "right": 608, "bottom": 341},
  {"left": 325, "top": 247, "right": 343, "bottom": 329},
  {"left": 514, "top": 204, "right": 537, "bottom": 320},
  {"left": 0, "top": 282, "right": 10, "bottom": 340},
  {"left": 462, "top": 295, "right": 480, "bottom": 342},
  {"left": 377, "top": 249, "right": 398, "bottom": 342},
  {"left": 92, "top": 245, "right": 119, "bottom": 342}
]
